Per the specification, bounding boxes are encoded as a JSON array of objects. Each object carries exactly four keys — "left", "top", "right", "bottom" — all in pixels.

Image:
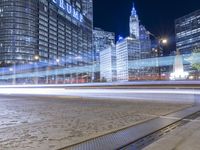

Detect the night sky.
[{"left": 93, "top": 0, "right": 200, "bottom": 53}]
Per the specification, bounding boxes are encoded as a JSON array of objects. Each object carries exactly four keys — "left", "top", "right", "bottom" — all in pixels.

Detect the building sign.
[{"left": 52, "top": 0, "right": 83, "bottom": 22}]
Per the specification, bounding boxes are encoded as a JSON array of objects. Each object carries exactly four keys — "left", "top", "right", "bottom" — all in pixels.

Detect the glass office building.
[
  {"left": 175, "top": 9, "right": 200, "bottom": 77},
  {"left": 100, "top": 45, "right": 116, "bottom": 82},
  {"left": 0, "top": 0, "right": 93, "bottom": 84},
  {"left": 116, "top": 37, "right": 141, "bottom": 81},
  {"left": 92, "top": 28, "right": 115, "bottom": 82},
  {"left": 175, "top": 9, "right": 200, "bottom": 54}
]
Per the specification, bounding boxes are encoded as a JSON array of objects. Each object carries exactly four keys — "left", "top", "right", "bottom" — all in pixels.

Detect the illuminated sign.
[{"left": 52, "top": 0, "right": 83, "bottom": 22}]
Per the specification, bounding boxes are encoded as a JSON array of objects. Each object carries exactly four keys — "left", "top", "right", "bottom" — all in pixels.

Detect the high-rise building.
[
  {"left": 93, "top": 27, "right": 115, "bottom": 81},
  {"left": 129, "top": 3, "right": 140, "bottom": 39},
  {"left": 175, "top": 9, "right": 200, "bottom": 54},
  {"left": 116, "top": 2, "right": 157, "bottom": 81},
  {"left": 175, "top": 9, "right": 200, "bottom": 76},
  {"left": 100, "top": 45, "right": 116, "bottom": 82},
  {"left": 116, "top": 37, "right": 140, "bottom": 81},
  {"left": 139, "top": 25, "right": 151, "bottom": 59},
  {"left": 139, "top": 25, "right": 158, "bottom": 79},
  {"left": 0, "top": 0, "right": 93, "bottom": 84}
]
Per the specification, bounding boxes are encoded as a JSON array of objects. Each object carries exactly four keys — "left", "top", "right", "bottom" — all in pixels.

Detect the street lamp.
[
  {"left": 34, "top": 55, "right": 40, "bottom": 61},
  {"left": 157, "top": 38, "right": 168, "bottom": 80},
  {"left": 147, "top": 31, "right": 168, "bottom": 80},
  {"left": 34, "top": 55, "right": 40, "bottom": 84},
  {"left": 161, "top": 38, "right": 168, "bottom": 45}
]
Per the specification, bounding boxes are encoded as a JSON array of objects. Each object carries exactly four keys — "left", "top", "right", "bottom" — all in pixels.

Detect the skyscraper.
[
  {"left": 0, "top": 0, "right": 93, "bottom": 84},
  {"left": 116, "top": 37, "right": 140, "bottom": 81},
  {"left": 129, "top": 3, "right": 140, "bottom": 39},
  {"left": 93, "top": 28, "right": 115, "bottom": 82},
  {"left": 138, "top": 25, "right": 158, "bottom": 80},
  {"left": 175, "top": 9, "right": 200, "bottom": 54},
  {"left": 116, "top": 2, "right": 141, "bottom": 81},
  {"left": 175, "top": 9, "right": 200, "bottom": 76},
  {"left": 139, "top": 25, "right": 151, "bottom": 59},
  {"left": 100, "top": 44, "right": 116, "bottom": 82}
]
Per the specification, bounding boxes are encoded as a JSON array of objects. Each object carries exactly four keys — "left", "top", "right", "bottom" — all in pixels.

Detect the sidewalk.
[
  {"left": 65, "top": 106, "right": 200, "bottom": 150},
  {"left": 144, "top": 117, "right": 200, "bottom": 150}
]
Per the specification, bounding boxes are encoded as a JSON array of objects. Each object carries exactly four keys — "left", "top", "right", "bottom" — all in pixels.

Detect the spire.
[
  {"left": 131, "top": 2, "right": 137, "bottom": 17},
  {"left": 129, "top": 1, "right": 139, "bottom": 39}
]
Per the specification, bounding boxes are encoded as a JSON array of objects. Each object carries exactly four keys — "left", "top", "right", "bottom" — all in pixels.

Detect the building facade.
[
  {"left": 175, "top": 9, "right": 200, "bottom": 54},
  {"left": 116, "top": 37, "right": 140, "bottom": 81},
  {"left": 116, "top": 2, "right": 155, "bottom": 81},
  {"left": 139, "top": 25, "right": 158, "bottom": 80},
  {"left": 175, "top": 9, "right": 200, "bottom": 76},
  {"left": 0, "top": 0, "right": 93, "bottom": 84},
  {"left": 93, "top": 27, "right": 115, "bottom": 82},
  {"left": 139, "top": 25, "right": 151, "bottom": 59},
  {"left": 100, "top": 45, "right": 116, "bottom": 82}
]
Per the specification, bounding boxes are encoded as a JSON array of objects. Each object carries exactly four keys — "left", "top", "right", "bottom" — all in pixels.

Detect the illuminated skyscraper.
[
  {"left": 116, "top": 2, "right": 142, "bottom": 81},
  {"left": 139, "top": 25, "right": 151, "bottom": 59},
  {"left": 175, "top": 9, "right": 200, "bottom": 54},
  {"left": 0, "top": 0, "right": 93, "bottom": 84},
  {"left": 175, "top": 9, "right": 200, "bottom": 76},
  {"left": 138, "top": 25, "right": 158, "bottom": 80},
  {"left": 93, "top": 28, "right": 115, "bottom": 81},
  {"left": 129, "top": 3, "right": 140, "bottom": 39},
  {"left": 116, "top": 37, "right": 141, "bottom": 81},
  {"left": 100, "top": 44, "right": 116, "bottom": 82}
]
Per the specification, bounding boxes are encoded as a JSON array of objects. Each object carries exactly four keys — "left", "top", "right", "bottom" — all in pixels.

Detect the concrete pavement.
[
  {"left": 65, "top": 106, "right": 200, "bottom": 150},
  {"left": 0, "top": 95, "right": 189, "bottom": 150},
  {"left": 144, "top": 116, "right": 200, "bottom": 150}
]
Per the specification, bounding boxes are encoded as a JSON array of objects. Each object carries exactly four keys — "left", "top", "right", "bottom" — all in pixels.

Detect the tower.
[{"left": 129, "top": 3, "right": 140, "bottom": 39}]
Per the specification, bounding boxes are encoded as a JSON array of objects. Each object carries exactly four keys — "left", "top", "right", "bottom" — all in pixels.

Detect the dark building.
[
  {"left": 175, "top": 9, "right": 200, "bottom": 54},
  {"left": 139, "top": 25, "right": 151, "bottom": 59},
  {"left": 0, "top": 0, "right": 93, "bottom": 84}
]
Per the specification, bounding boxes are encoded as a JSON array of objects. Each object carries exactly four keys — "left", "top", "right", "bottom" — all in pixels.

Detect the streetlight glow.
[
  {"left": 161, "top": 39, "right": 168, "bottom": 44},
  {"left": 34, "top": 55, "right": 40, "bottom": 60}
]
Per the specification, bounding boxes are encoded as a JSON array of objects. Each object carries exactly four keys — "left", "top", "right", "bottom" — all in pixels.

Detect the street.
[{"left": 0, "top": 94, "right": 190, "bottom": 150}]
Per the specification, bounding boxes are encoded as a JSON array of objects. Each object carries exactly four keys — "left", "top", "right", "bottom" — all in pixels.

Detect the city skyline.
[
  {"left": 0, "top": 0, "right": 199, "bottom": 83},
  {"left": 0, "top": 1, "right": 200, "bottom": 150},
  {"left": 93, "top": 0, "right": 200, "bottom": 53}
]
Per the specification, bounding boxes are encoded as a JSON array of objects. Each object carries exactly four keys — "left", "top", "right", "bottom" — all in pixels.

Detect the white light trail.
[
  {"left": 1, "top": 54, "right": 198, "bottom": 81},
  {"left": 0, "top": 87, "right": 199, "bottom": 95}
]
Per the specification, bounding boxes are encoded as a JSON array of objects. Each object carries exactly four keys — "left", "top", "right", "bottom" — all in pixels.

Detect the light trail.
[
  {"left": 0, "top": 86, "right": 199, "bottom": 104},
  {"left": 0, "top": 87, "right": 199, "bottom": 95},
  {"left": 0, "top": 53, "right": 199, "bottom": 81},
  {"left": 0, "top": 80, "right": 200, "bottom": 87}
]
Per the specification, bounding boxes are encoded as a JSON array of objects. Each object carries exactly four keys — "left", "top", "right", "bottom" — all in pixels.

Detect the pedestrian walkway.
[{"left": 61, "top": 106, "right": 200, "bottom": 150}]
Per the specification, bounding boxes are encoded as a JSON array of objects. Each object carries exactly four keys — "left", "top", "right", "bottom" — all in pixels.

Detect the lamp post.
[
  {"left": 34, "top": 55, "right": 40, "bottom": 84},
  {"left": 157, "top": 38, "right": 168, "bottom": 80},
  {"left": 147, "top": 31, "right": 168, "bottom": 80}
]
